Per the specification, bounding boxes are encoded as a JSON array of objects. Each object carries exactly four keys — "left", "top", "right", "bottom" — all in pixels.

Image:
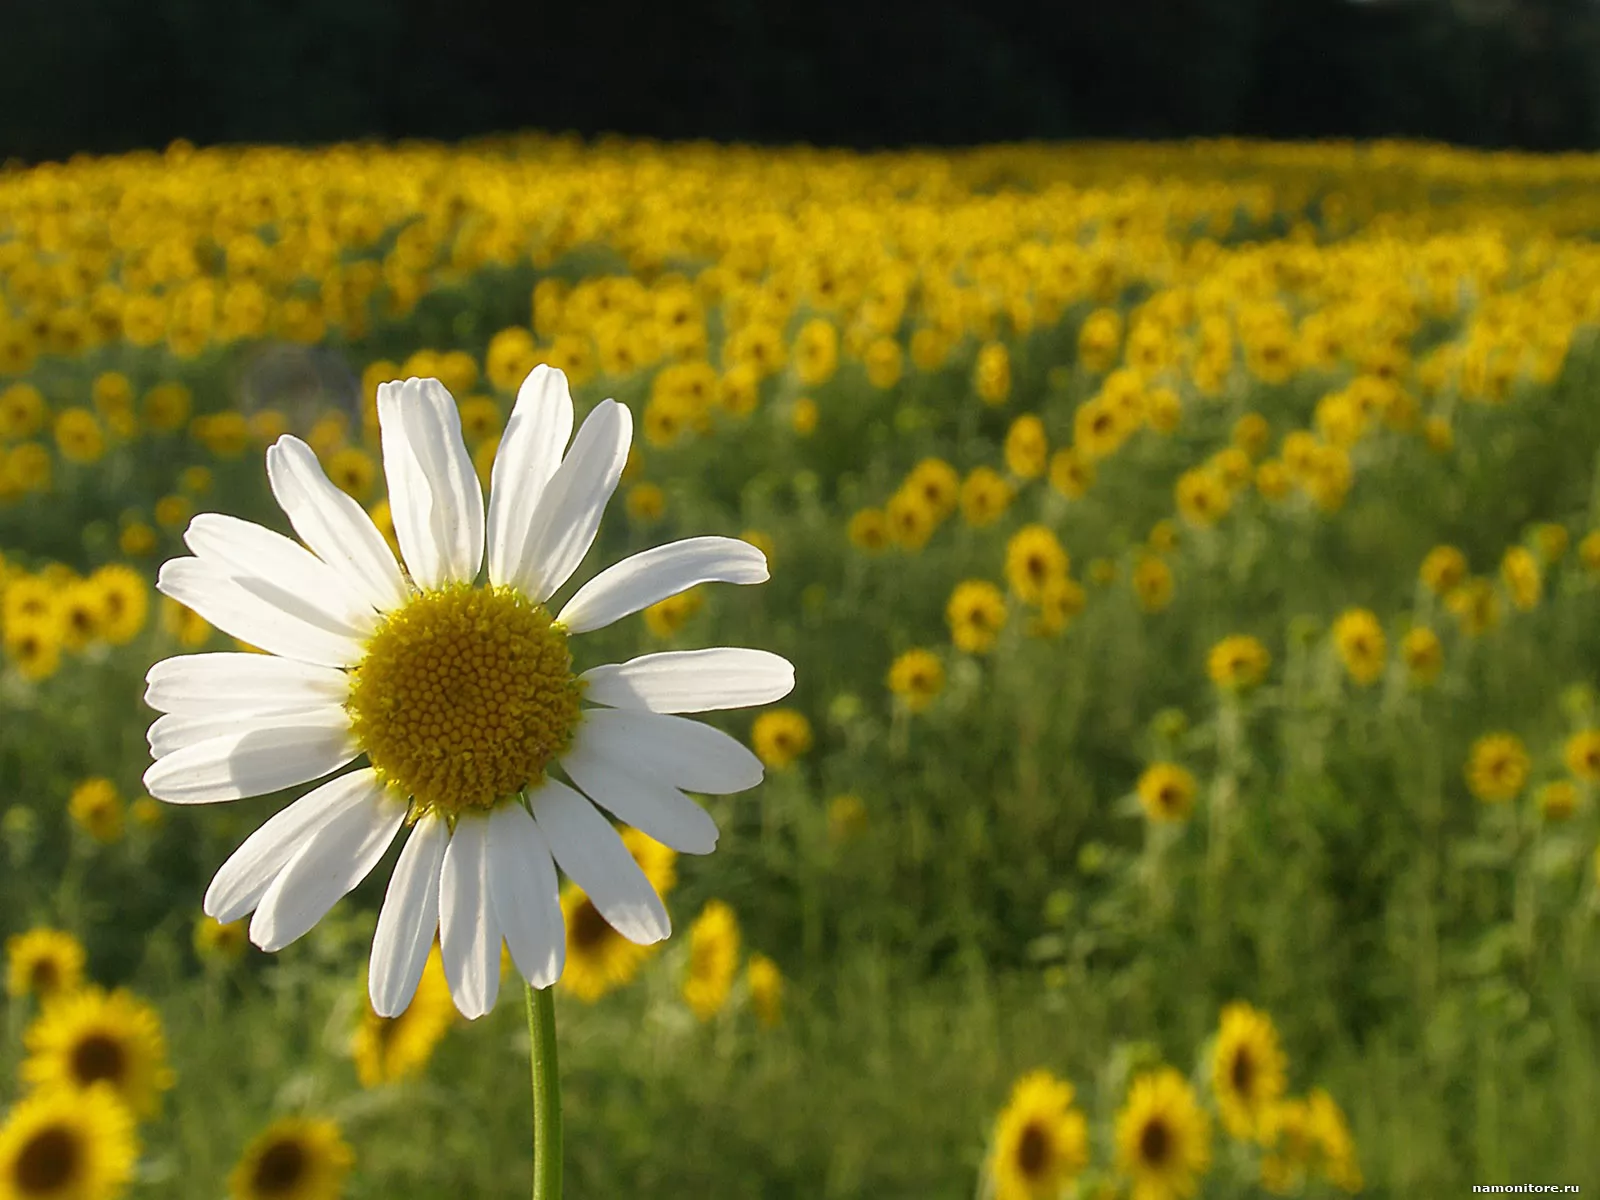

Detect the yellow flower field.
[{"left": 3, "top": 133, "right": 1600, "bottom": 1196}]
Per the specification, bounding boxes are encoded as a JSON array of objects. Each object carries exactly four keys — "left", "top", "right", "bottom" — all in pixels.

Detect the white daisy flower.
[{"left": 143, "top": 366, "right": 793, "bottom": 1020}]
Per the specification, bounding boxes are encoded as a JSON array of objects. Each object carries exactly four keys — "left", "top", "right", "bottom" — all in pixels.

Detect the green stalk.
[{"left": 526, "top": 982, "right": 563, "bottom": 1200}]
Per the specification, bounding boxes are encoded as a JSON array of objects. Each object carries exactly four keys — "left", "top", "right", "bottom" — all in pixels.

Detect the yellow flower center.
[{"left": 345, "top": 585, "right": 583, "bottom": 820}]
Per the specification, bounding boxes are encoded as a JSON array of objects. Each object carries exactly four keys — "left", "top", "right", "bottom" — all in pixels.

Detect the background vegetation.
[{"left": 1, "top": 135, "right": 1599, "bottom": 1196}]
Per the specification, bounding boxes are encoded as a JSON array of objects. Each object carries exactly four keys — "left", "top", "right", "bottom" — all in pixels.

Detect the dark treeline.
[{"left": 3, "top": 0, "right": 1598, "bottom": 161}]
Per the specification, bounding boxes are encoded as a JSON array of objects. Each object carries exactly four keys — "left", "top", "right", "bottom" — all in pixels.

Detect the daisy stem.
[{"left": 526, "top": 981, "right": 563, "bottom": 1200}]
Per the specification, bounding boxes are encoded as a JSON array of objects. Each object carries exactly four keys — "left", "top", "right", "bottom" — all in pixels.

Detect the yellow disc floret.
[{"left": 346, "top": 584, "right": 583, "bottom": 819}]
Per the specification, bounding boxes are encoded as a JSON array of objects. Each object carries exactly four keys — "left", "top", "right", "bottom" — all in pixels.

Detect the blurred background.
[
  {"left": 5, "top": 0, "right": 1600, "bottom": 1195},
  {"left": 4, "top": 0, "right": 1600, "bottom": 161}
]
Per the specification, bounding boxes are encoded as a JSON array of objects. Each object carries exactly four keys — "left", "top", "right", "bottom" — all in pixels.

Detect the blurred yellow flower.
[
  {"left": 1536, "top": 780, "right": 1578, "bottom": 822},
  {"left": 68, "top": 778, "right": 124, "bottom": 844},
  {"left": 352, "top": 947, "right": 455, "bottom": 1086},
  {"left": 1212, "top": 1002, "right": 1288, "bottom": 1141},
  {"left": 791, "top": 396, "right": 819, "bottom": 436},
  {"left": 793, "top": 318, "right": 839, "bottom": 387},
  {"left": 1466, "top": 733, "right": 1530, "bottom": 803},
  {"left": 960, "top": 467, "right": 1014, "bottom": 528},
  {"left": 1145, "top": 386, "right": 1182, "bottom": 434},
  {"left": 53, "top": 408, "right": 104, "bottom": 465},
  {"left": 90, "top": 565, "right": 149, "bottom": 645},
  {"left": 1400, "top": 626, "right": 1443, "bottom": 686},
  {"left": 5, "top": 928, "right": 86, "bottom": 1003},
  {"left": 1048, "top": 447, "right": 1093, "bottom": 500},
  {"left": 0, "top": 1085, "right": 137, "bottom": 1200},
  {"left": 1115, "top": 1067, "right": 1211, "bottom": 1200},
  {"left": 1332, "top": 609, "right": 1386, "bottom": 686},
  {"left": 1005, "top": 525, "right": 1070, "bottom": 605},
  {"left": 1176, "top": 469, "right": 1230, "bottom": 528},
  {"left": 153, "top": 494, "right": 192, "bottom": 531},
  {"left": 745, "top": 953, "right": 783, "bottom": 1028},
  {"left": 1137, "top": 763, "right": 1197, "bottom": 823},
  {"left": 193, "top": 916, "right": 250, "bottom": 965},
  {"left": 1563, "top": 729, "right": 1600, "bottom": 782},
  {"left": 1500, "top": 545, "right": 1541, "bottom": 611},
  {"left": 974, "top": 341, "right": 1012, "bottom": 405},
  {"left": 989, "top": 1070, "right": 1089, "bottom": 1200},
  {"left": 643, "top": 588, "right": 703, "bottom": 638},
  {"left": 752, "top": 709, "right": 812, "bottom": 770},
  {"left": 864, "top": 337, "right": 904, "bottom": 390},
  {"left": 0, "top": 383, "right": 47, "bottom": 440},
  {"left": 1132, "top": 556, "right": 1174, "bottom": 613},
  {"left": 887, "top": 648, "right": 944, "bottom": 714},
  {"left": 847, "top": 508, "right": 891, "bottom": 554},
  {"left": 1003, "top": 414, "right": 1048, "bottom": 479},
  {"left": 142, "top": 382, "right": 192, "bottom": 433},
  {"left": 1208, "top": 635, "right": 1271, "bottom": 691},
  {"left": 1078, "top": 308, "right": 1122, "bottom": 373},
  {"left": 228, "top": 1117, "right": 353, "bottom": 1200},
  {"left": 559, "top": 830, "right": 676, "bottom": 1005},
  {"left": 947, "top": 580, "right": 1007, "bottom": 654},
  {"left": 22, "top": 987, "right": 176, "bottom": 1119},
  {"left": 886, "top": 487, "right": 938, "bottom": 552},
  {"left": 625, "top": 482, "right": 666, "bottom": 524},
  {"left": 683, "top": 900, "right": 741, "bottom": 1022}
]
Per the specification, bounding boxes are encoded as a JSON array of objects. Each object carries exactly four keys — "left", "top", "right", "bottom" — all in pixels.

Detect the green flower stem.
[{"left": 527, "top": 981, "right": 563, "bottom": 1200}]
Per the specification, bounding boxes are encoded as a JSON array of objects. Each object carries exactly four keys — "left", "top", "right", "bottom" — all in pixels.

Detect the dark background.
[{"left": 3, "top": 0, "right": 1598, "bottom": 162}]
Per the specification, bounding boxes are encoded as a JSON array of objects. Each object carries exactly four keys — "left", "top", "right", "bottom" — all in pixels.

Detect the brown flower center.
[
  {"left": 17, "top": 1125, "right": 80, "bottom": 1191},
  {"left": 570, "top": 899, "right": 610, "bottom": 952},
  {"left": 252, "top": 1139, "right": 308, "bottom": 1193},
  {"left": 1230, "top": 1047, "right": 1256, "bottom": 1095},
  {"left": 70, "top": 1033, "right": 127, "bottom": 1087},
  {"left": 1139, "top": 1117, "right": 1171, "bottom": 1166},
  {"left": 1016, "top": 1121, "right": 1050, "bottom": 1177}
]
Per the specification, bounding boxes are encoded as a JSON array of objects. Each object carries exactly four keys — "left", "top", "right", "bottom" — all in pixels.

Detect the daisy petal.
[
  {"left": 267, "top": 435, "right": 410, "bottom": 612},
  {"left": 580, "top": 648, "right": 795, "bottom": 713},
  {"left": 250, "top": 781, "right": 406, "bottom": 952},
  {"left": 502, "top": 398, "right": 632, "bottom": 603},
  {"left": 142, "top": 719, "right": 360, "bottom": 804},
  {"left": 530, "top": 779, "right": 670, "bottom": 945},
  {"left": 184, "top": 513, "right": 379, "bottom": 637},
  {"left": 556, "top": 536, "right": 768, "bottom": 635},
  {"left": 148, "top": 705, "right": 350, "bottom": 759},
  {"left": 487, "top": 365, "right": 575, "bottom": 588},
  {"left": 204, "top": 769, "right": 381, "bottom": 924},
  {"left": 144, "top": 653, "right": 349, "bottom": 716},
  {"left": 157, "top": 557, "right": 364, "bottom": 668},
  {"left": 571, "top": 709, "right": 764, "bottom": 795},
  {"left": 561, "top": 733, "right": 719, "bottom": 854},
  {"left": 487, "top": 802, "right": 565, "bottom": 988},
  {"left": 378, "top": 377, "right": 484, "bottom": 589},
  {"left": 369, "top": 811, "right": 449, "bottom": 1018},
  {"left": 439, "top": 813, "right": 501, "bottom": 1019}
]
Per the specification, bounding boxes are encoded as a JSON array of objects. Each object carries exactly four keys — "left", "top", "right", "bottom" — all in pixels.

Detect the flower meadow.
[{"left": 2, "top": 134, "right": 1600, "bottom": 1198}]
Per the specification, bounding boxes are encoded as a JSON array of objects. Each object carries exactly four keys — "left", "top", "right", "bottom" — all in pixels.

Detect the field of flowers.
[{"left": 2, "top": 133, "right": 1599, "bottom": 1199}]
